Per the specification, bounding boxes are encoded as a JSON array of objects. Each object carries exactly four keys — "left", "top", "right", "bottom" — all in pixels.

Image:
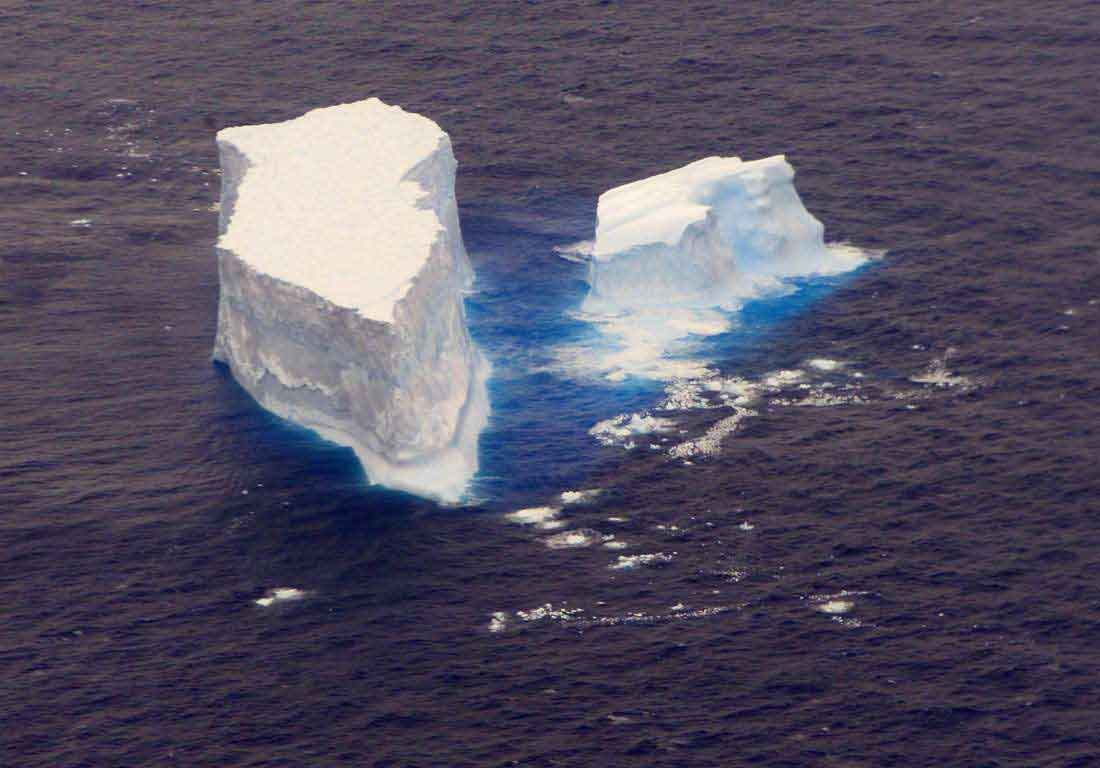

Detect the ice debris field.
[{"left": 212, "top": 98, "right": 893, "bottom": 505}]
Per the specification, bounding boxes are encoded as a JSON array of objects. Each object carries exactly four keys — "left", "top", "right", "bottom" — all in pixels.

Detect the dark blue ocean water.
[{"left": 5, "top": 3, "right": 1100, "bottom": 767}]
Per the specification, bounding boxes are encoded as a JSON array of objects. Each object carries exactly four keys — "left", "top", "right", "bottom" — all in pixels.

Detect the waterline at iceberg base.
[{"left": 212, "top": 99, "right": 489, "bottom": 503}]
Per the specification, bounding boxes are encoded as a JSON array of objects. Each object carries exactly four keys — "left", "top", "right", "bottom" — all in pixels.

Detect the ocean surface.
[{"left": 3, "top": 2, "right": 1099, "bottom": 766}]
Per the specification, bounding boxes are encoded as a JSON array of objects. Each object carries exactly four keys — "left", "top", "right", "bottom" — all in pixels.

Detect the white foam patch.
[
  {"left": 761, "top": 369, "right": 806, "bottom": 389},
  {"left": 668, "top": 409, "right": 756, "bottom": 459},
  {"left": 560, "top": 489, "right": 602, "bottom": 505},
  {"left": 515, "top": 603, "right": 583, "bottom": 623},
  {"left": 610, "top": 552, "right": 674, "bottom": 570},
  {"left": 590, "top": 412, "right": 677, "bottom": 449},
  {"left": 911, "top": 359, "right": 973, "bottom": 389},
  {"left": 505, "top": 506, "right": 564, "bottom": 530},
  {"left": 254, "top": 588, "right": 308, "bottom": 607},
  {"left": 554, "top": 307, "right": 728, "bottom": 382},
  {"left": 543, "top": 529, "right": 599, "bottom": 549}
]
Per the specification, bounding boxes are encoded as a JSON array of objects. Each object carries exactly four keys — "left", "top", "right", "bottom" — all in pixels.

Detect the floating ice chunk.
[
  {"left": 610, "top": 552, "right": 674, "bottom": 570},
  {"left": 544, "top": 529, "right": 599, "bottom": 549},
  {"left": 590, "top": 412, "right": 677, "bottom": 448},
  {"left": 818, "top": 600, "right": 854, "bottom": 615},
  {"left": 603, "top": 540, "right": 629, "bottom": 550},
  {"left": 488, "top": 612, "right": 509, "bottom": 633},
  {"left": 560, "top": 489, "right": 602, "bottom": 505},
  {"left": 212, "top": 99, "right": 489, "bottom": 502},
  {"left": 738, "top": 521, "right": 754, "bottom": 531},
  {"left": 506, "top": 506, "right": 564, "bottom": 530},
  {"left": 807, "top": 358, "right": 844, "bottom": 372},
  {"left": 254, "top": 587, "right": 308, "bottom": 607},
  {"left": 69, "top": 218, "right": 93, "bottom": 227}
]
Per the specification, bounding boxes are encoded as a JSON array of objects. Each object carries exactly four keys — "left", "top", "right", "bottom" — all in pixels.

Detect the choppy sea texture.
[{"left": 4, "top": 2, "right": 1100, "bottom": 767}]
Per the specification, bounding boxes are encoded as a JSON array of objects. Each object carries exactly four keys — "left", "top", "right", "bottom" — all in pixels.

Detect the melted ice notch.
[{"left": 213, "top": 99, "right": 489, "bottom": 503}]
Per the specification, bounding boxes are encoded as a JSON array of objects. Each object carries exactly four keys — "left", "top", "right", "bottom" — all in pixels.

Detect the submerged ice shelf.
[{"left": 213, "top": 99, "right": 489, "bottom": 502}]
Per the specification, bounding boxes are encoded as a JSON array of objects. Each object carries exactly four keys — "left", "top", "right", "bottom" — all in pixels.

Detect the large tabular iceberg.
[
  {"left": 212, "top": 99, "right": 489, "bottom": 502},
  {"left": 583, "top": 155, "right": 863, "bottom": 314}
]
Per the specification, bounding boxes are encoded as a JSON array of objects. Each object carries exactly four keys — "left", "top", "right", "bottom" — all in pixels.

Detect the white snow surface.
[
  {"left": 217, "top": 99, "right": 457, "bottom": 323},
  {"left": 213, "top": 99, "right": 488, "bottom": 503}
]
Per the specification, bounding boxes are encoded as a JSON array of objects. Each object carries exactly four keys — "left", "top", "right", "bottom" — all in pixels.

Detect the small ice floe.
[
  {"left": 806, "top": 358, "right": 844, "bottom": 372},
  {"left": 254, "top": 588, "right": 308, "bottom": 607},
  {"left": 668, "top": 408, "right": 756, "bottom": 459},
  {"left": 606, "top": 516, "right": 627, "bottom": 523},
  {"left": 669, "top": 603, "right": 686, "bottom": 612},
  {"left": 590, "top": 412, "right": 676, "bottom": 449},
  {"left": 505, "top": 506, "right": 565, "bottom": 530},
  {"left": 561, "top": 93, "right": 592, "bottom": 105},
  {"left": 560, "top": 488, "right": 602, "bottom": 505},
  {"left": 488, "top": 612, "right": 509, "bottom": 633},
  {"left": 806, "top": 590, "right": 868, "bottom": 621},
  {"left": 543, "top": 528, "right": 599, "bottom": 549},
  {"left": 738, "top": 521, "right": 754, "bottom": 531},
  {"left": 818, "top": 600, "right": 854, "bottom": 615},
  {"left": 69, "top": 218, "right": 93, "bottom": 227},
  {"left": 603, "top": 540, "right": 629, "bottom": 550},
  {"left": 610, "top": 552, "right": 674, "bottom": 570}
]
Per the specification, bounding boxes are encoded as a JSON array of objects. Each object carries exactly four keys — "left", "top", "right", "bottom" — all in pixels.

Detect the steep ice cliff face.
[
  {"left": 213, "top": 99, "right": 488, "bottom": 502},
  {"left": 583, "top": 155, "right": 861, "bottom": 314}
]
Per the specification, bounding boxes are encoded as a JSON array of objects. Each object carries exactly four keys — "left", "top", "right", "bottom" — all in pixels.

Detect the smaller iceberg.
[
  {"left": 584, "top": 155, "right": 862, "bottom": 314},
  {"left": 564, "top": 155, "right": 869, "bottom": 381}
]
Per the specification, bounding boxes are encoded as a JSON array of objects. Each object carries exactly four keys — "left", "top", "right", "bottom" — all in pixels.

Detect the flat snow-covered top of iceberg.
[
  {"left": 217, "top": 99, "right": 448, "bottom": 323},
  {"left": 593, "top": 155, "right": 794, "bottom": 260}
]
